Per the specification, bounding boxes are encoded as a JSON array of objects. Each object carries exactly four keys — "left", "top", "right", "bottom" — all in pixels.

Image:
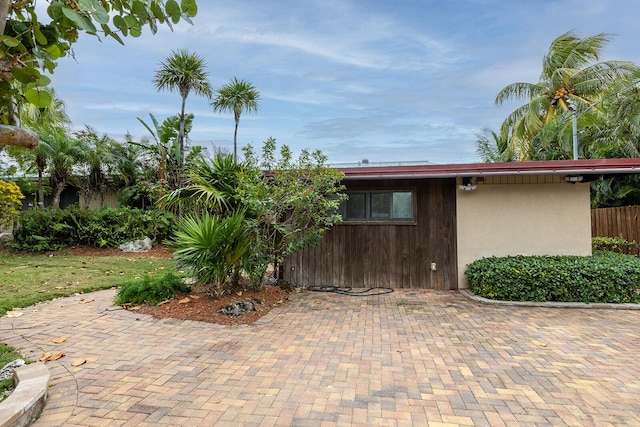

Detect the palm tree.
[
  {"left": 74, "top": 127, "right": 120, "bottom": 209},
  {"left": 475, "top": 128, "right": 514, "bottom": 162},
  {"left": 211, "top": 77, "right": 260, "bottom": 162},
  {"left": 153, "top": 49, "right": 212, "bottom": 180},
  {"left": 495, "top": 31, "right": 636, "bottom": 160},
  {"left": 39, "top": 128, "right": 87, "bottom": 214},
  {"left": 6, "top": 89, "right": 72, "bottom": 207},
  {"left": 159, "top": 152, "right": 248, "bottom": 215},
  {"left": 21, "top": 88, "right": 71, "bottom": 131},
  {"left": 136, "top": 112, "right": 194, "bottom": 189}
]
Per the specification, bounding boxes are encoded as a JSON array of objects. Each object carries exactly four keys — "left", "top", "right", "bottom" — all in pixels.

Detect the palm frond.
[{"left": 495, "top": 82, "right": 545, "bottom": 105}]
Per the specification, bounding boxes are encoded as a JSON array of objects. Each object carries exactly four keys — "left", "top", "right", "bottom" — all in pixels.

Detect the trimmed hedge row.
[
  {"left": 465, "top": 251, "right": 640, "bottom": 303},
  {"left": 12, "top": 206, "right": 174, "bottom": 251},
  {"left": 592, "top": 236, "right": 640, "bottom": 256}
]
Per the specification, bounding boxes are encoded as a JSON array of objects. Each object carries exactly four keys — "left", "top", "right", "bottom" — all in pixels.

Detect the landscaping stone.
[
  {"left": 0, "top": 360, "right": 24, "bottom": 382},
  {"left": 118, "top": 237, "right": 152, "bottom": 253},
  {"left": 219, "top": 300, "right": 255, "bottom": 316}
]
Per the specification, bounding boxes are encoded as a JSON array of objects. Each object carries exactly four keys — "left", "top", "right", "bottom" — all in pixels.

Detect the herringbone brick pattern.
[{"left": 1, "top": 289, "right": 639, "bottom": 426}]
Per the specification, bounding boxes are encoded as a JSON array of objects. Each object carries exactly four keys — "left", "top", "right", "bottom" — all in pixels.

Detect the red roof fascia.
[{"left": 338, "top": 158, "right": 640, "bottom": 180}]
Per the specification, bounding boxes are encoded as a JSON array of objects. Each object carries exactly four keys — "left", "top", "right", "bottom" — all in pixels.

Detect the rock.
[
  {"left": 262, "top": 276, "right": 278, "bottom": 286},
  {"left": 118, "top": 237, "right": 152, "bottom": 252},
  {"left": 0, "top": 359, "right": 25, "bottom": 381},
  {"left": 0, "top": 232, "right": 13, "bottom": 242},
  {"left": 219, "top": 301, "right": 256, "bottom": 316}
]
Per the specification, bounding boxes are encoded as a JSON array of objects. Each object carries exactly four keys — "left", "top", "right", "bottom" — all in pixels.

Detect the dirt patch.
[
  {"left": 65, "top": 245, "right": 289, "bottom": 325},
  {"left": 132, "top": 284, "right": 289, "bottom": 326}
]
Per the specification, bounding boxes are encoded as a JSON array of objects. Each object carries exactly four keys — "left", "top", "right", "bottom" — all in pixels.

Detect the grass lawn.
[{"left": 0, "top": 250, "right": 177, "bottom": 317}]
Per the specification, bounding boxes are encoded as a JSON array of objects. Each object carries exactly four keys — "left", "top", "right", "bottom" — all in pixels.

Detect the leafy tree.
[
  {"left": 153, "top": 49, "right": 212, "bottom": 180},
  {"left": 0, "top": 0, "right": 199, "bottom": 148},
  {"left": 495, "top": 31, "right": 636, "bottom": 160},
  {"left": 211, "top": 77, "right": 260, "bottom": 162},
  {"left": 243, "top": 138, "right": 346, "bottom": 281}
]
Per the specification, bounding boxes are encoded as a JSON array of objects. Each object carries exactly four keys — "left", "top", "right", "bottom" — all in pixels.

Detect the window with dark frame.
[{"left": 339, "top": 190, "right": 414, "bottom": 222}]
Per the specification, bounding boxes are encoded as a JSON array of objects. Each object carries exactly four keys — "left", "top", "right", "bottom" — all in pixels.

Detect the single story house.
[{"left": 282, "top": 158, "right": 640, "bottom": 290}]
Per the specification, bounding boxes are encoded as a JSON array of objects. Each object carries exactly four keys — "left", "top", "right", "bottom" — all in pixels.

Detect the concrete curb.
[
  {"left": 459, "top": 289, "right": 640, "bottom": 309},
  {"left": 0, "top": 363, "right": 50, "bottom": 427}
]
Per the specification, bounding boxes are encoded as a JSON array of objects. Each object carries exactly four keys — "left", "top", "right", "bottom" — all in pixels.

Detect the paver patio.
[{"left": 1, "top": 288, "right": 639, "bottom": 426}]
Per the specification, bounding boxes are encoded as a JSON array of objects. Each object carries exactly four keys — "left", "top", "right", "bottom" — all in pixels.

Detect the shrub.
[
  {"left": 465, "top": 252, "right": 640, "bottom": 303},
  {"left": 0, "top": 180, "right": 24, "bottom": 229},
  {"left": 12, "top": 206, "right": 174, "bottom": 251},
  {"left": 168, "top": 211, "right": 252, "bottom": 295},
  {"left": 592, "top": 236, "right": 640, "bottom": 256},
  {"left": 114, "top": 273, "right": 190, "bottom": 306}
]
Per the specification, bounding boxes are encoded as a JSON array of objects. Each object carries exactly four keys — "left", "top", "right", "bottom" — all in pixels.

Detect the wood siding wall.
[
  {"left": 591, "top": 205, "right": 640, "bottom": 242},
  {"left": 283, "top": 178, "right": 457, "bottom": 290}
]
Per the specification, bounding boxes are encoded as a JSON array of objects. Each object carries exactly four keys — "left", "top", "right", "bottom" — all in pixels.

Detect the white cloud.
[{"left": 39, "top": 0, "right": 640, "bottom": 165}]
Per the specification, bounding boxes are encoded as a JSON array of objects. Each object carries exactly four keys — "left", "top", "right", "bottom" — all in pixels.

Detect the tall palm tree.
[
  {"left": 211, "top": 77, "right": 260, "bottom": 162},
  {"left": 153, "top": 49, "right": 212, "bottom": 180},
  {"left": 495, "top": 31, "right": 636, "bottom": 160}
]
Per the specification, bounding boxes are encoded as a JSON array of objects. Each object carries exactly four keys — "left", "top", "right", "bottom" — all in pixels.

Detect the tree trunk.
[
  {"left": 178, "top": 96, "right": 186, "bottom": 186},
  {"left": 233, "top": 118, "right": 239, "bottom": 163},
  {"left": 0, "top": 0, "right": 10, "bottom": 36},
  {"left": 0, "top": 125, "right": 39, "bottom": 149},
  {"left": 50, "top": 182, "right": 65, "bottom": 217},
  {"left": 37, "top": 168, "right": 44, "bottom": 209}
]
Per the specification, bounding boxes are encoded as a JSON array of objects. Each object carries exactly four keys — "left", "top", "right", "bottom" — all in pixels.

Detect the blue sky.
[{"left": 48, "top": 0, "right": 640, "bottom": 164}]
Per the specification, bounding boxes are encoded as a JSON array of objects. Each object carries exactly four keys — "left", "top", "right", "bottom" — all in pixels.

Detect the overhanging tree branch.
[{"left": 0, "top": 124, "right": 38, "bottom": 148}]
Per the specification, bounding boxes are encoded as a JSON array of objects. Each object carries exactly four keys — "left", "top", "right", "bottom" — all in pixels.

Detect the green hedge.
[
  {"left": 12, "top": 206, "right": 174, "bottom": 251},
  {"left": 592, "top": 236, "right": 640, "bottom": 256},
  {"left": 465, "top": 252, "right": 640, "bottom": 303}
]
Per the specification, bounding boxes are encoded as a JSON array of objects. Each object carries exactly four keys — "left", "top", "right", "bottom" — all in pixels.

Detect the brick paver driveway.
[{"left": 1, "top": 288, "right": 639, "bottom": 426}]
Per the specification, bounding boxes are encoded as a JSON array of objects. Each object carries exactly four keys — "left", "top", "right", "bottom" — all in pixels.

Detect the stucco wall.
[{"left": 456, "top": 175, "right": 592, "bottom": 289}]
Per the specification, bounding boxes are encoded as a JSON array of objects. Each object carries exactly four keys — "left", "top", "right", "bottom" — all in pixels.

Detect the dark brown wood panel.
[{"left": 284, "top": 178, "right": 458, "bottom": 289}]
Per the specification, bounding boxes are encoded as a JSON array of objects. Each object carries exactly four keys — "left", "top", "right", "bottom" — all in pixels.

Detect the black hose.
[{"left": 308, "top": 286, "right": 394, "bottom": 296}]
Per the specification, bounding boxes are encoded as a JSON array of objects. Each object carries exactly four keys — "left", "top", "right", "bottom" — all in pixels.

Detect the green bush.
[
  {"left": 592, "top": 236, "right": 640, "bottom": 256},
  {"left": 168, "top": 211, "right": 253, "bottom": 294},
  {"left": 465, "top": 252, "right": 640, "bottom": 303},
  {"left": 12, "top": 206, "right": 174, "bottom": 251},
  {"left": 114, "top": 273, "right": 190, "bottom": 306}
]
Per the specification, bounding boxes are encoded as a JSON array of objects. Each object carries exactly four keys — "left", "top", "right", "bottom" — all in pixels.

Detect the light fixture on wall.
[
  {"left": 564, "top": 175, "right": 584, "bottom": 184},
  {"left": 458, "top": 176, "right": 477, "bottom": 191}
]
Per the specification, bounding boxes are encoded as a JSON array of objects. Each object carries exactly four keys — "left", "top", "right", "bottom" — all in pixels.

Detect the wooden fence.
[{"left": 591, "top": 205, "right": 640, "bottom": 242}]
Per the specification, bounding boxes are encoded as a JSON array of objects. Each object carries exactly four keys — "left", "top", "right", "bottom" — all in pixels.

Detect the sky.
[{"left": 44, "top": 0, "right": 640, "bottom": 165}]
